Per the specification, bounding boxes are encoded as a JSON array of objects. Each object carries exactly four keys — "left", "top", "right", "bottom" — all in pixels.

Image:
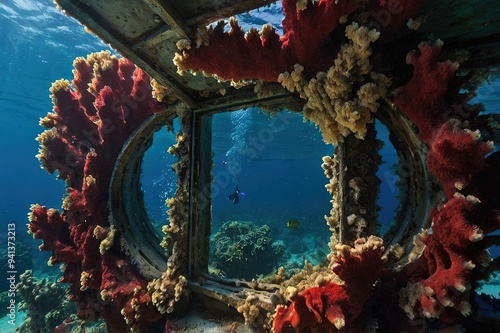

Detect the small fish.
[{"left": 286, "top": 219, "right": 300, "bottom": 229}]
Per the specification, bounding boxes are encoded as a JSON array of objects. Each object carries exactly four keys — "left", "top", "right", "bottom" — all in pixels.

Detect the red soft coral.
[
  {"left": 273, "top": 237, "right": 384, "bottom": 332},
  {"left": 30, "top": 51, "right": 165, "bottom": 332}
]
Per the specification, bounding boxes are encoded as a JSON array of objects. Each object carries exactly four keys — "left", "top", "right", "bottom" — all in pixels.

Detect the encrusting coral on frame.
[
  {"left": 28, "top": 51, "right": 176, "bottom": 332},
  {"left": 273, "top": 236, "right": 385, "bottom": 332},
  {"left": 148, "top": 108, "right": 192, "bottom": 315},
  {"left": 174, "top": 0, "right": 423, "bottom": 144},
  {"left": 174, "top": 0, "right": 499, "bottom": 331},
  {"left": 27, "top": 0, "right": 500, "bottom": 332},
  {"left": 322, "top": 122, "right": 382, "bottom": 250},
  {"left": 393, "top": 40, "right": 492, "bottom": 198},
  {"left": 175, "top": 0, "right": 423, "bottom": 84},
  {"left": 278, "top": 22, "right": 390, "bottom": 144},
  {"left": 392, "top": 40, "right": 500, "bottom": 327},
  {"left": 174, "top": 0, "right": 358, "bottom": 82}
]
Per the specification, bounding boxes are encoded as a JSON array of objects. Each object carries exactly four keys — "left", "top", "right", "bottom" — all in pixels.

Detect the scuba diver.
[{"left": 228, "top": 185, "right": 245, "bottom": 204}]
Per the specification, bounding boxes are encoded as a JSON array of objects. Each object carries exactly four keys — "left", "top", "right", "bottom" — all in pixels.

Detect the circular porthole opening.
[
  {"left": 140, "top": 118, "right": 181, "bottom": 235},
  {"left": 375, "top": 119, "right": 400, "bottom": 236}
]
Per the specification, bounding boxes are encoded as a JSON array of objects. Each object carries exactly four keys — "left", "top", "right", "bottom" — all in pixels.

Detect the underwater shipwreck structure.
[{"left": 28, "top": 0, "right": 500, "bottom": 332}]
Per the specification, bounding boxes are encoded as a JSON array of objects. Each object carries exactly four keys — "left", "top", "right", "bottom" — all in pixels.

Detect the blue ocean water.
[
  {"left": 0, "top": 0, "right": 499, "bottom": 331},
  {"left": 0, "top": 0, "right": 110, "bottom": 227}
]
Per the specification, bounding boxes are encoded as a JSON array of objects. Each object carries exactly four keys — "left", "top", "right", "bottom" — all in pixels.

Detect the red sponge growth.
[
  {"left": 394, "top": 41, "right": 490, "bottom": 197},
  {"left": 393, "top": 41, "right": 467, "bottom": 143},
  {"left": 29, "top": 51, "right": 166, "bottom": 332},
  {"left": 177, "top": 0, "right": 357, "bottom": 82},
  {"left": 395, "top": 41, "right": 500, "bottom": 326},
  {"left": 273, "top": 236, "right": 384, "bottom": 332},
  {"left": 176, "top": 0, "right": 424, "bottom": 82},
  {"left": 427, "top": 119, "right": 493, "bottom": 198},
  {"left": 399, "top": 195, "right": 493, "bottom": 322}
]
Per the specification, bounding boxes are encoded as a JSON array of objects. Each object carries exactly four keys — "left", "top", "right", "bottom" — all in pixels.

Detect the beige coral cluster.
[
  {"left": 279, "top": 260, "right": 343, "bottom": 296},
  {"left": 148, "top": 110, "right": 192, "bottom": 315},
  {"left": 161, "top": 131, "right": 189, "bottom": 250},
  {"left": 150, "top": 78, "right": 178, "bottom": 104},
  {"left": 98, "top": 225, "right": 117, "bottom": 255},
  {"left": 148, "top": 270, "right": 188, "bottom": 314},
  {"left": 278, "top": 22, "right": 391, "bottom": 144},
  {"left": 321, "top": 154, "right": 341, "bottom": 252},
  {"left": 330, "top": 235, "right": 384, "bottom": 266},
  {"left": 236, "top": 294, "right": 266, "bottom": 325}
]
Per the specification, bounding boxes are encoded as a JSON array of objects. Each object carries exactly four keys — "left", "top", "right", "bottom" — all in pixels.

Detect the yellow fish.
[{"left": 286, "top": 219, "right": 300, "bottom": 229}]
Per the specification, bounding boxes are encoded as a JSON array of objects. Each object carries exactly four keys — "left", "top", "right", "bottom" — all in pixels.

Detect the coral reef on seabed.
[
  {"left": 27, "top": 51, "right": 176, "bottom": 332},
  {"left": 210, "top": 220, "right": 285, "bottom": 279},
  {"left": 15, "top": 270, "right": 74, "bottom": 333}
]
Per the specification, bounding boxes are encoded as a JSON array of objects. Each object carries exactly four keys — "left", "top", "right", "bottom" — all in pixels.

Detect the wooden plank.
[
  {"left": 185, "top": 0, "right": 277, "bottom": 27},
  {"left": 55, "top": 0, "right": 201, "bottom": 106},
  {"left": 142, "top": 0, "right": 194, "bottom": 40},
  {"left": 55, "top": 0, "right": 500, "bottom": 109},
  {"left": 419, "top": 0, "right": 500, "bottom": 44}
]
